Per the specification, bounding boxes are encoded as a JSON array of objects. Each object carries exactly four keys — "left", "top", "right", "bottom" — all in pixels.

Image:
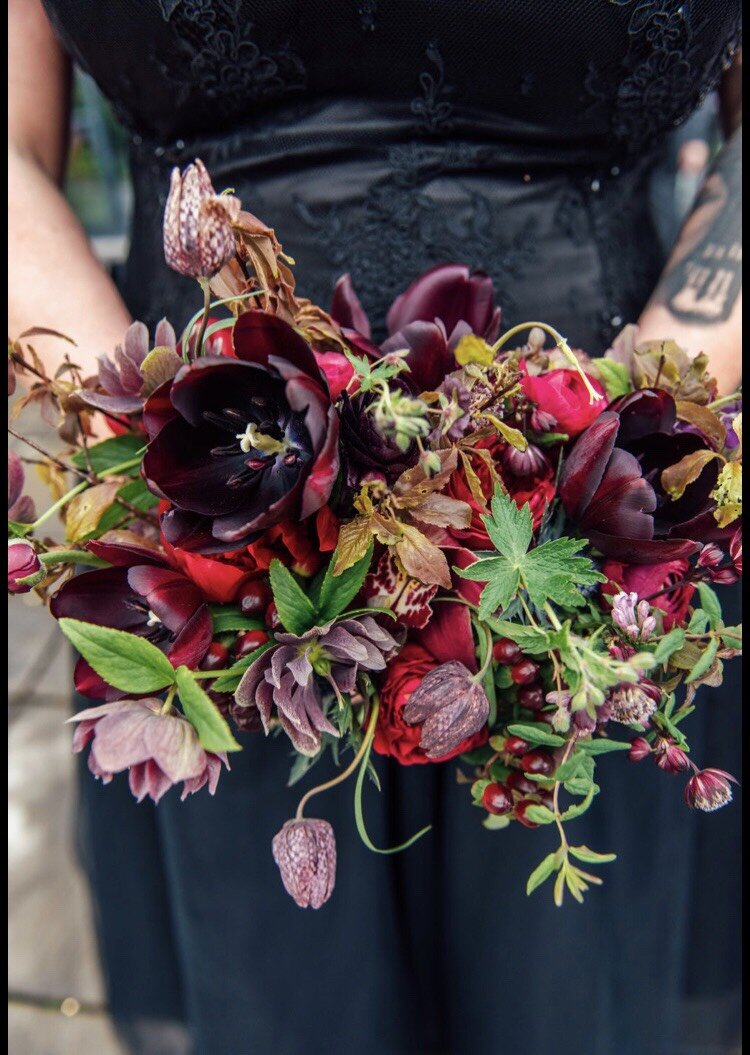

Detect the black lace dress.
[{"left": 41, "top": 3, "right": 741, "bottom": 1054}]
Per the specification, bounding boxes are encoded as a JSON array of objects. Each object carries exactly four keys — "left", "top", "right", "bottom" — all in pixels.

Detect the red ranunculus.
[
  {"left": 374, "top": 603, "right": 488, "bottom": 765},
  {"left": 521, "top": 367, "right": 606, "bottom": 437},
  {"left": 444, "top": 437, "right": 556, "bottom": 547},
  {"left": 600, "top": 559, "right": 695, "bottom": 630}
]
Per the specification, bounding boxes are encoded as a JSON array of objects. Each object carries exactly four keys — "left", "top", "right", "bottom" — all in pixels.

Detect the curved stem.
[
  {"left": 491, "top": 321, "right": 603, "bottom": 405},
  {"left": 27, "top": 455, "right": 144, "bottom": 533},
  {"left": 471, "top": 619, "right": 495, "bottom": 685},
  {"left": 295, "top": 700, "right": 380, "bottom": 820},
  {"left": 193, "top": 278, "right": 212, "bottom": 360}
]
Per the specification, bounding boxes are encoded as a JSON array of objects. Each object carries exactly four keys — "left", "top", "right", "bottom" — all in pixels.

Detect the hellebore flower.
[
  {"left": 684, "top": 768, "right": 738, "bottom": 812},
  {"left": 163, "top": 158, "right": 241, "bottom": 279},
  {"left": 233, "top": 615, "right": 400, "bottom": 755},
  {"left": 8, "top": 540, "right": 41, "bottom": 594},
  {"left": 272, "top": 818, "right": 336, "bottom": 909},
  {"left": 8, "top": 451, "right": 35, "bottom": 523},
  {"left": 402, "top": 660, "right": 489, "bottom": 759},
  {"left": 559, "top": 389, "right": 727, "bottom": 563},
  {"left": 78, "top": 319, "right": 182, "bottom": 416},
  {"left": 50, "top": 540, "right": 212, "bottom": 700},
  {"left": 374, "top": 602, "right": 489, "bottom": 764},
  {"left": 69, "top": 697, "right": 228, "bottom": 803},
  {"left": 143, "top": 310, "right": 340, "bottom": 553}
]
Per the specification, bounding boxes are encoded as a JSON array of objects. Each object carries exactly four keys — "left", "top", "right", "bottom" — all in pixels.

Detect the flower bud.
[
  {"left": 272, "top": 818, "right": 337, "bottom": 909},
  {"left": 653, "top": 736, "right": 689, "bottom": 774},
  {"left": 501, "top": 442, "right": 548, "bottom": 478},
  {"left": 729, "top": 529, "right": 742, "bottom": 577},
  {"left": 163, "top": 159, "right": 241, "bottom": 278},
  {"left": 684, "top": 768, "right": 738, "bottom": 812},
  {"left": 402, "top": 660, "right": 489, "bottom": 759},
  {"left": 8, "top": 451, "right": 35, "bottom": 523},
  {"left": 8, "top": 540, "right": 41, "bottom": 594},
  {"left": 628, "top": 736, "right": 652, "bottom": 762},
  {"left": 697, "top": 543, "right": 738, "bottom": 584}
]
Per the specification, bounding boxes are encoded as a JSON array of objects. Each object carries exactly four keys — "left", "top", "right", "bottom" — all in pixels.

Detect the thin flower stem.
[
  {"left": 193, "top": 278, "right": 212, "bottom": 359},
  {"left": 472, "top": 620, "right": 495, "bottom": 684},
  {"left": 295, "top": 697, "right": 381, "bottom": 821},
  {"left": 162, "top": 685, "right": 177, "bottom": 715},
  {"left": 491, "top": 321, "right": 603, "bottom": 405},
  {"left": 552, "top": 738, "right": 576, "bottom": 848},
  {"left": 7, "top": 426, "right": 92, "bottom": 482},
  {"left": 26, "top": 455, "right": 144, "bottom": 533},
  {"left": 706, "top": 392, "right": 742, "bottom": 411}
]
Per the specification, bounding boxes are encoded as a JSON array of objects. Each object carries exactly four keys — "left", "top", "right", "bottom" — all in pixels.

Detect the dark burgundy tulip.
[
  {"left": 142, "top": 310, "right": 340, "bottom": 553},
  {"left": 385, "top": 263, "right": 501, "bottom": 343},
  {"left": 380, "top": 319, "right": 457, "bottom": 394},
  {"left": 51, "top": 543, "right": 211, "bottom": 700},
  {"left": 557, "top": 388, "right": 729, "bottom": 563}
]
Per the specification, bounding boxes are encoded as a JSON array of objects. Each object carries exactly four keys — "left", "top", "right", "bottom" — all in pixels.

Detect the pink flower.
[
  {"left": 684, "top": 768, "right": 738, "bottom": 812},
  {"left": 628, "top": 737, "right": 652, "bottom": 762},
  {"left": 8, "top": 451, "right": 35, "bottom": 523},
  {"left": 601, "top": 559, "right": 695, "bottom": 630},
  {"left": 8, "top": 540, "right": 41, "bottom": 594},
  {"left": 163, "top": 159, "right": 241, "bottom": 278},
  {"left": 272, "top": 818, "right": 336, "bottom": 909},
  {"left": 69, "top": 698, "right": 228, "bottom": 803},
  {"left": 521, "top": 368, "right": 606, "bottom": 437},
  {"left": 652, "top": 736, "right": 690, "bottom": 774}
]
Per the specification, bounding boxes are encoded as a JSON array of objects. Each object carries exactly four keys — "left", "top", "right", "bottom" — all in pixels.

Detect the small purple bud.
[
  {"left": 501, "top": 442, "right": 549, "bottom": 478},
  {"left": 272, "top": 818, "right": 337, "bottom": 909},
  {"left": 628, "top": 737, "right": 652, "bottom": 762},
  {"left": 403, "top": 661, "right": 489, "bottom": 759},
  {"left": 8, "top": 540, "right": 41, "bottom": 594},
  {"left": 653, "top": 736, "right": 690, "bottom": 774}
]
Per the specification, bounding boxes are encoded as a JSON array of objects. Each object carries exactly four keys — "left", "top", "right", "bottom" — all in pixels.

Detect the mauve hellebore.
[
  {"left": 559, "top": 388, "right": 732, "bottom": 564},
  {"left": 142, "top": 311, "right": 340, "bottom": 553}
]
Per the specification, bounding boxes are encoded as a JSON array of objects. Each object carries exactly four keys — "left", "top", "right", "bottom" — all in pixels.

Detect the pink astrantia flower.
[
  {"left": 272, "top": 818, "right": 336, "bottom": 909},
  {"left": 69, "top": 698, "right": 229, "bottom": 803},
  {"left": 684, "top": 768, "right": 738, "bottom": 812}
]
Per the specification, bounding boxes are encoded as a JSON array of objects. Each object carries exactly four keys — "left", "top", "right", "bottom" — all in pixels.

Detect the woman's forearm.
[
  {"left": 8, "top": 145, "right": 132, "bottom": 380},
  {"left": 637, "top": 126, "right": 742, "bottom": 395}
]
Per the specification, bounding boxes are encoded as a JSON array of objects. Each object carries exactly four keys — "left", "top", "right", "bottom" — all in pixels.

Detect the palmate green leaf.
[
  {"left": 268, "top": 559, "right": 317, "bottom": 636},
  {"left": 174, "top": 666, "right": 241, "bottom": 753},
  {"left": 482, "top": 489, "right": 533, "bottom": 560},
  {"left": 58, "top": 617, "right": 175, "bottom": 694},
  {"left": 522, "top": 537, "right": 606, "bottom": 611},
  {"left": 316, "top": 541, "right": 374, "bottom": 623},
  {"left": 457, "top": 556, "right": 521, "bottom": 619}
]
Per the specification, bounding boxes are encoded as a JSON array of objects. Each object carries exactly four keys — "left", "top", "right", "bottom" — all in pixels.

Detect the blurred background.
[{"left": 7, "top": 71, "right": 728, "bottom": 1054}]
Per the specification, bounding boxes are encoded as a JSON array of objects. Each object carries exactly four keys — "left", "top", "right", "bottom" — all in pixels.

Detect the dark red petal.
[
  {"left": 50, "top": 567, "right": 143, "bottom": 630},
  {"left": 73, "top": 656, "right": 124, "bottom": 701},
  {"left": 587, "top": 531, "right": 699, "bottom": 563},
  {"left": 300, "top": 404, "right": 340, "bottom": 519},
  {"left": 331, "top": 274, "right": 371, "bottom": 338},
  {"left": 85, "top": 538, "right": 166, "bottom": 567},
  {"left": 167, "top": 356, "right": 281, "bottom": 428},
  {"left": 559, "top": 412, "right": 620, "bottom": 521},
  {"left": 167, "top": 604, "right": 212, "bottom": 668},
  {"left": 608, "top": 388, "right": 677, "bottom": 445},
  {"left": 665, "top": 509, "right": 741, "bottom": 544},
  {"left": 381, "top": 320, "right": 454, "bottom": 394},
  {"left": 126, "top": 565, "right": 204, "bottom": 632},
  {"left": 232, "top": 310, "right": 321, "bottom": 381},
  {"left": 386, "top": 263, "right": 497, "bottom": 338},
  {"left": 581, "top": 447, "right": 656, "bottom": 540},
  {"left": 142, "top": 379, "right": 179, "bottom": 440},
  {"left": 414, "top": 599, "right": 477, "bottom": 672}
]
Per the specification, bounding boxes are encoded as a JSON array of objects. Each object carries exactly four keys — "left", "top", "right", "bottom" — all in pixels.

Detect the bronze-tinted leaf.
[
  {"left": 675, "top": 401, "right": 727, "bottom": 450},
  {"left": 661, "top": 449, "right": 722, "bottom": 500},
  {"left": 396, "top": 523, "right": 451, "bottom": 588},
  {"left": 65, "top": 481, "right": 122, "bottom": 541},
  {"left": 333, "top": 517, "right": 375, "bottom": 575}
]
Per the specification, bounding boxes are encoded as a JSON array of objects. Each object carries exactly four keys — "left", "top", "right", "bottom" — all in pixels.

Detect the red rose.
[
  {"left": 601, "top": 559, "right": 695, "bottom": 630},
  {"left": 313, "top": 350, "right": 355, "bottom": 400},
  {"left": 522, "top": 368, "right": 606, "bottom": 437},
  {"left": 444, "top": 437, "right": 555, "bottom": 547},
  {"left": 374, "top": 603, "right": 488, "bottom": 765}
]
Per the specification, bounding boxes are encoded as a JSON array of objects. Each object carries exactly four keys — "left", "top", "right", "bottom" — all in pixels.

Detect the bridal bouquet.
[{"left": 8, "top": 160, "right": 742, "bottom": 908}]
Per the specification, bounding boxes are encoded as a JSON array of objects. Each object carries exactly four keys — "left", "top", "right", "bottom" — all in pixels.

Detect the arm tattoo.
[{"left": 655, "top": 127, "right": 742, "bottom": 325}]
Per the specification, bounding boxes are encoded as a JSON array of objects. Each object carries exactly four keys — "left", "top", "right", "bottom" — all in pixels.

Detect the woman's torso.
[{"left": 43, "top": 0, "right": 740, "bottom": 348}]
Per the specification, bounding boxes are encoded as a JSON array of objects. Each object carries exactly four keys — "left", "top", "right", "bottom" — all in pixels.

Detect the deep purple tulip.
[
  {"left": 559, "top": 389, "right": 729, "bottom": 564},
  {"left": 51, "top": 542, "right": 211, "bottom": 700},
  {"left": 142, "top": 311, "right": 340, "bottom": 553},
  {"left": 8, "top": 540, "right": 41, "bottom": 594},
  {"left": 385, "top": 263, "right": 501, "bottom": 343}
]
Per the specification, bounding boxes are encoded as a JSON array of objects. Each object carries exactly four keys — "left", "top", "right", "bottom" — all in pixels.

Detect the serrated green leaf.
[
  {"left": 590, "top": 357, "right": 632, "bottom": 399},
  {"left": 316, "top": 541, "right": 374, "bottom": 623},
  {"left": 174, "top": 666, "right": 240, "bottom": 753},
  {"left": 486, "top": 619, "right": 557, "bottom": 655},
  {"left": 482, "top": 489, "right": 533, "bottom": 560},
  {"left": 506, "top": 723, "right": 566, "bottom": 748},
  {"left": 58, "top": 617, "right": 175, "bottom": 693},
  {"left": 209, "top": 606, "right": 265, "bottom": 634},
  {"left": 685, "top": 636, "right": 720, "bottom": 683},
  {"left": 569, "top": 845, "right": 617, "bottom": 864},
  {"left": 476, "top": 561, "right": 521, "bottom": 619},
  {"left": 695, "top": 581, "right": 723, "bottom": 628},
  {"left": 268, "top": 559, "right": 317, "bottom": 635},
  {"left": 652, "top": 627, "right": 686, "bottom": 664},
  {"left": 526, "top": 851, "right": 560, "bottom": 894}
]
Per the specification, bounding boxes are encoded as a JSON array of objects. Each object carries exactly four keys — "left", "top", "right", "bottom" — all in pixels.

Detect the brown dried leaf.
[
  {"left": 675, "top": 401, "right": 727, "bottom": 450},
  {"left": 395, "top": 523, "right": 452, "bottom": 588},
  {"left": 35, "top": 460, "right": 69, "bottom": 502},
  {"left": 411, "top": 492, "right": 472, "bottom": 530},
  {"left": 661, "top": 449, "right": 722, "bottom": 500},
  {"left": 333, "top": 517, "right": 376, "bottom": 575},
  {"left": 65, "top": 481, "right": 122, "bottom": 541},
  {"left": 392, "top": 448, "right": 458, "bottom": 508}
]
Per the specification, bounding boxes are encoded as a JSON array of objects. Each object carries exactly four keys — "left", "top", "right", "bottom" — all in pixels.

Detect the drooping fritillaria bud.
[
  {"left": 8, "top": 540, "right": 42, "bottom": 594},
  {"left": 684, "top": 768, "right": 738, "bottom": 812},
  {"left": 607, "top": 681, "right": 660, "bottom": 725},
  {"left": 163, "top": 159, "right": 241, "bottom": 278},
  {"left": 402, "top": 660, "right": 489, "bottom": 759},
  {"left": 272, "top": 818, "right": 337, "bottom": 909}
]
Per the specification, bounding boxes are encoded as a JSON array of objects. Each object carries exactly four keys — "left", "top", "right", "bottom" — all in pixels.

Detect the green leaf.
[
  {"left": 695, "top": 581, "right": 723, "bottom": 628},
  {"left": 209, "top": 606, "right": 265, "bottom": 634},
  {"left": 58, "top": 617, "right": 175, "bottom": 693},
  {"left": 590, "top": 357, "right": 632, "bottom": 400},
  {"left": 560, "top": 784, "right": 598, "bottom": 821},
  {"left": 268, "top": 559, "right": 317, "bottom": 636},
  {"left": 482, "top": 813, "right": 511, "bottom": 830},
  {"left": 522, "top": 804, "right": 556, "bottom": 825},
  {"left": 71, "top": 433, "right": 144, "bottom": 474},
  {"left": 316, "top": 542, "right": 374, "bottom": 623},
  {"left": 209, "top": 642, "right": 274, "bottom": 694},
  {"left": 576, "top": 739, "right": 631, "bottom": 755},
  {"left": 506, "top": 723, "right": 565, "bottom": 748},
  {"left": 720, "top": 625, "right": 742, "bottom": 650},
  {"left": 174, "top": 666, "right": 241, "bottom": 753},
  {"left": 526, "top": 851, "right": 561, "bottom": 895},
  {"left": 475, "top": 560, "right": 521, "bottom": 619},
  {"left": 687, "top": 608, "right": 709, "bottom": 634},
  {"left": 482, "top": 489, "right": 533, "bottom": 560},
  {"left": 569, "top": 845, "right": 617, "bottom": 865},
  {"left": 96, "top": 478, "right": 159, "bottom": 533},
  {"left": 652, "top": 627, "right": 686, "bottom": 664},
  {"left": 685, "top": 637, "right": 720, "bottom": 683},
  {"left": 485, "top": 619, "right": 557, "bottom": 655}
]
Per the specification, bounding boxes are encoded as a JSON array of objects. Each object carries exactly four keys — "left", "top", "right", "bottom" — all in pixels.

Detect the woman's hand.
[
  {"left": 9, "top": 0, "right": 132, "bottom": 386},
  {"left": 637, "top": 56, "right": 742, "bottom": 396}
]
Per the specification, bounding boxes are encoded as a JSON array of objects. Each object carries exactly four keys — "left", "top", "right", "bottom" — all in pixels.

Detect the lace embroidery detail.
[
  {"left": 153, "top": 0, "right": 306, "bottom": 118},
  {"left": 356, "top": 1, "right": 378, "bottom": 32},
  {"left": 410, "top": 44, "right": 455, "bottom": 132}
]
